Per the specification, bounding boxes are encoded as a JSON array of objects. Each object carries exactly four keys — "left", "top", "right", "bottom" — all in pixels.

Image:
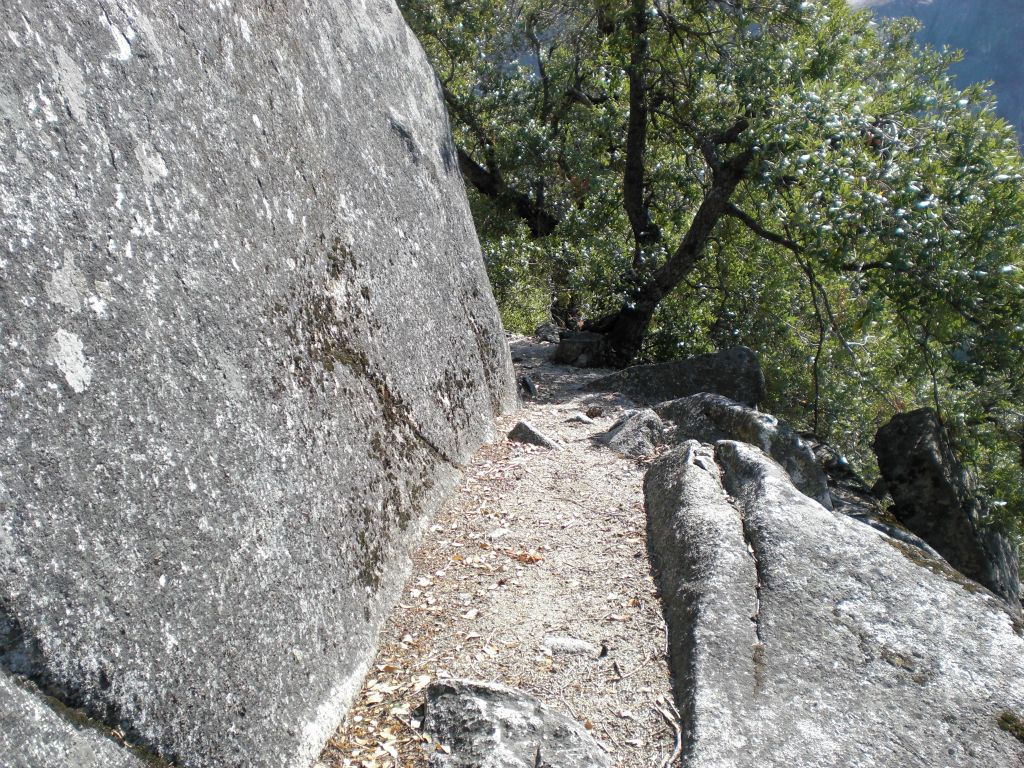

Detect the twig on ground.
[{"left": 655, "top": 699, "right": 683, "bottom": 768}]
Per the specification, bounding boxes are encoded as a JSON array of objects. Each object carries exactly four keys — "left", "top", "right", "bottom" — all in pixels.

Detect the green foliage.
[{"left": 401, "top": 0, "right": 1024, "bottom": 538}]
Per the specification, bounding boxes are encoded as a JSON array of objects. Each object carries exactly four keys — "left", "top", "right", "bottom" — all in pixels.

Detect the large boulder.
[
  {"left": 552, "top": 331, "right": 608, "bottom": 367},
  {"left": 873, "top": 409, "right": 1020, "bottom": 613},
  {"left": 584, "top": 347, "right": 764, "bottom": 407},
  {"left": 656, "top": 393, "right": 831, "bottom": 508},
  {"left": 808, "top": 438, "right": 941, "bottom": 558},
  {"left": 646, "top": 440, "right": 1024, "bottom": 767},
  {"left": 0, "top": 3, "right": 514, "bottom": 767}
]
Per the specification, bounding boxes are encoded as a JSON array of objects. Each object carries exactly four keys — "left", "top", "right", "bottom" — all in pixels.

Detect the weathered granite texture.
[
  {"left": 0, "top": 2, "right": 515, "bottom": 767},
  {"left": 0, "top": 671, "right": 146, "bottom": 768},
  {"left": 874, "top": 408, "right": 1021, "bottom": 615},
  {"left": 646, "top": 440, "right": 1024, "bottom": 767},
  {"left": 657, "top": 393, "right": 831, "bottom": 508},
  {"left": 584, "top": 347, "right": 764, "bottom": 407},
  {"left": 423, "top": 679, "right": 611, "bottom": 768},
  {"left": 594, "top": 408, "right": 664, "bottom": 458}
]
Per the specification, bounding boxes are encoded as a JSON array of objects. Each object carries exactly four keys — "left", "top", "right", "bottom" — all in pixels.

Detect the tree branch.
[
  {"left": 455, "top": 149, "right": 560, "bottom": 238},
  {"left": 724, "top": 203, "right": 802, "bottom": 253},
  {"left": 624, "top": 0, "right": 660, "bottom": 254}
]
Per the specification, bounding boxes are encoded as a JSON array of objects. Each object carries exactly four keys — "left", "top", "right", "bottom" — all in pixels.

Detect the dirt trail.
[{"left": 320, "top": 338, "right": 677, "bottom": 767}]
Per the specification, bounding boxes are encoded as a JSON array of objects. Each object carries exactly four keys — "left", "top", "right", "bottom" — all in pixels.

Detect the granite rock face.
[
  {"left": 646, "top": 440, "right": 1024, "bottom": 767},
  {"left": 584, "top": 347, "right": 764, "bottom": 407},
  {"left": 874, "top": 409, "right": 1021, "bottom": 614},
  {"left": 0, "top": 672, "right": 145, "bottom": 768},
  {"left": 423, "top": 679, "right": 611, "bottom": 768},
  {"left": 657, "top": 393, "right": 831, "bottom": 508},
  {"left": 0, "top": 2, "right": 514, "bottom": 766}
]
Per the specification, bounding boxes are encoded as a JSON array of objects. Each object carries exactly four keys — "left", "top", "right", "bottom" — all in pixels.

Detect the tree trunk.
[
  {"left": 597, "top": 299, "right": 661, "bottom": 367},
  {"left": 582, "top": 150, "right": 753, "bottom": 367}
]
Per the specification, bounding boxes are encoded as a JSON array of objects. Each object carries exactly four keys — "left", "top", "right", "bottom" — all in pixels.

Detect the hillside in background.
[{"left": 852, "top": 0, "right": 1024, "bottom": 135}]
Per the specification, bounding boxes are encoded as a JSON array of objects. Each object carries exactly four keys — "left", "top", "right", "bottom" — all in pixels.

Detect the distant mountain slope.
[{"left": 851, "top": 0, "right": 1024, "bottom": 135}]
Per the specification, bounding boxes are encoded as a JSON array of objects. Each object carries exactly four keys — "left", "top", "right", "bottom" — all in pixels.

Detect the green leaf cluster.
[{"left": 401, "top": 0, "right": 1024, "bottom": 538}]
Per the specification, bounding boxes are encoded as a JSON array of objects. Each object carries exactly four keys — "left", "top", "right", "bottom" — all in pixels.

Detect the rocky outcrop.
[
  {"left": 646, "top": 440, "right": 1024, "bottom": 767},
  {"left": 809, "top": 438, "right": 942, "bottom": 558},
  {"left": 0, "top": 2, "right": 514, "bottom": 767},
  {"left": 584, "top": 347, "right": 764, "bottom": 407},
  {"left": 594, "top": 409, "right": 664, "bottom": 458},
  {"left": 656, "top": 393, "right": 831, "bottom": 508},
  {"left": 873, "top": 409, "right": 1021, "bottom": 614},
  {"left": 423, "top": 679, "right": 611, "bottom": 768}
]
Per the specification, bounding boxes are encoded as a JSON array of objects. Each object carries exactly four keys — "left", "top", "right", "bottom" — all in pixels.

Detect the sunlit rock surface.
[
  {"left": 646, "top": 440, "right": 1024, "bottom": 767},
  {"left": 0, "top": 1, "right": 515, "bottom": 766}
]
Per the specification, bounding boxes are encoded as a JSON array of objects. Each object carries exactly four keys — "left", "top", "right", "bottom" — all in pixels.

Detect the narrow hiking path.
[{"left": 320, "top": 338, "right": 678, "bottom": 767}]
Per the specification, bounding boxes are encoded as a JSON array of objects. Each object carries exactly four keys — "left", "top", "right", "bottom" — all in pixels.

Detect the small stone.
[
  {"left": 508, "top": 421, "right": 562, "bottom": 451},
  {"left": 542, "top": 635, "right": 600, "bottom": 656},
  {"left": 566, "top": 412, "right": 595, "bottom": 425}
]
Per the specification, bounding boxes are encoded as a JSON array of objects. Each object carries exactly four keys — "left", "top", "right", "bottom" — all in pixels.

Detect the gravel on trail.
[{"left": 320, "top": 338, "right": 677, "bottom": 768}]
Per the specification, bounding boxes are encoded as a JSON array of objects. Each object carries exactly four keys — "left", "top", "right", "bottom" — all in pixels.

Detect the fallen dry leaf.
[{"left": 412, "top": 674, "right": 431, "bottom": 693}]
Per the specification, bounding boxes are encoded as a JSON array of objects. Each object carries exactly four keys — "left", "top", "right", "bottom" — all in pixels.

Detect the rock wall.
[{"left": 0, "top": 2, "right": 515, "bottom": 766}]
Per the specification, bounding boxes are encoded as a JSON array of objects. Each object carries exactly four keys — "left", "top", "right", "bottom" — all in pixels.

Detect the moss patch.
[{"left": 998, "top": 710, "right": 1024, "bottom": 743}]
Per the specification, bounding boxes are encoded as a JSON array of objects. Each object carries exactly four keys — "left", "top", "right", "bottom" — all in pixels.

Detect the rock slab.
[
  {"left": 0, "top": 2, "right": 514, "bottom": 766},
  {"left": 646, "top": 440, "right": 1024, "bottom": 767},
  {"left": 423, "top": 679, "right": 611, "bottom": 768},
  {"left": 585, "top": 347, "right": 764, "bottom": 407},
  {"left": 873, "top": 408, "right": 1020, "bottom": 613}
]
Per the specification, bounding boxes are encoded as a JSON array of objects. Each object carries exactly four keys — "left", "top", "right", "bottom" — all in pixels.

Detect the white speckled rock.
[
  {"left": 423, "top": 679, "right": 611, "bottom": 768},
  {"left": 0, "top": 672, "right": 145, "bottom": 768},
  {"left": 0, "top": 2, "right": 514, "bottom": 766},
  {"left": 646, "top": 441, "right": 1024, "bottom": 767}
]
